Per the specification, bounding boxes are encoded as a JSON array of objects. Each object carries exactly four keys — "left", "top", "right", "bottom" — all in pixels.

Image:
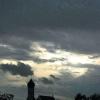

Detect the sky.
[{"left": 0, "top": 0, "right": 100, "bottom": 100}]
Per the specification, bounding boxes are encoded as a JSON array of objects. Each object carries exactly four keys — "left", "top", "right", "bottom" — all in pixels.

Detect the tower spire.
[{"left": 27, "top": 78, "right": 35, "bottom": 100}]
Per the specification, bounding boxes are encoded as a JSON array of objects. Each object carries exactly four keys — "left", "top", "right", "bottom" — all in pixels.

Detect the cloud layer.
[
  {"left": 0, "top": 62, "right": 33, "bottom": 77},
  {"left": 1, "top": 0, "right": 100, "bottom": 31},
  {"left": 0, "top": 0, "right": 100, "bottom": 100}
]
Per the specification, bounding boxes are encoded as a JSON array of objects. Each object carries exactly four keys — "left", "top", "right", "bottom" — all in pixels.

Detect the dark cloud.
[
  {"left": 1, "top": 28, "right": 100, "bottom": 64},
  {"left": 0, "top": 0, "right": 100, "bottom": 57},
  {"left": 67, "top": 63, "right": 100, "bottom": 69},
  {"left": 0, "top": 36, "right": 32, "bottom": 60},
  {"left": 0, "top": 1, "right": 100, "bottom": 99},
  {"left": 48, "top": 68, "right": 100, "bottom": 98},
  {"left": 0, "top": 62, "right": 33, "bottom": 77},
  {"left": 89, "top": 55, "right": 100, "bottom": 59},
  {"left": 69, "top": 68, "right": 100, "bottom": 95},
  {"left": 39, "top": 77, "right": 53, "bottom": 85},
  {"left": 0, "top": 0, "right": 100, "bottom": 31},
  {"left": 50, "top": 75, "right": 60, "bottom": 80},
  {"left": 2, "top": 28, "right": 100, "bottom": 55}
]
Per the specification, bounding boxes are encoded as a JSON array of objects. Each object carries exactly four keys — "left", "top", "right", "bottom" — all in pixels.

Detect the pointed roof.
[{"left": 28, "top": 79, "right": 35, "bottom": 86}]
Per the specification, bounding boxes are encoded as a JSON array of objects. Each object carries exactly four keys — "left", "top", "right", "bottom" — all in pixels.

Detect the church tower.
[{"left": 27, "top": 79, "right": 35, "bottom": 100}]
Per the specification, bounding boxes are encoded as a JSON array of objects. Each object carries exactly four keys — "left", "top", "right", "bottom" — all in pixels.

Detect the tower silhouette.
[{"left": 27, "top": 79, "right": 35, "bottom": 100}]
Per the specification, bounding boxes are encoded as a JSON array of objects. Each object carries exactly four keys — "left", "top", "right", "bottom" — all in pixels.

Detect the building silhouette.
[
  {"left": 37, "top": 95, "right": 55, "bottom": 100},
  {"left": 0, "top": 94, "right": 14, "bottom": 100},
  {"left": 27, "top": 79, "right": 35, "bottom": 100},
  {"left": 27, "top": 79, "right": 55, "bottom": 100}
]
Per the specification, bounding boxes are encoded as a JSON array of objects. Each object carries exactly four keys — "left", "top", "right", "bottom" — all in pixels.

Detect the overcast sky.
[{"left": 0, "top": 0, "right": 100, "bottom": 100}]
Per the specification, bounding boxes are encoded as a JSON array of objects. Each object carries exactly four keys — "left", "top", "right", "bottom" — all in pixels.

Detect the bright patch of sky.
[{"left": 0, "top": 41, "right": 100, "bottom": 81}]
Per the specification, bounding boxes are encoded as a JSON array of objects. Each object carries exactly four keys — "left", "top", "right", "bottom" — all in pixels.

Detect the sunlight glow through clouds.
[
  {"left": 67, "top": 67, "right": 88, "bottom": 78},
  {"left": 0, "top": 59, "right": 17, "bottom": 65},
  {"left": 30, "top": 42, "right": 92, "bottom": 64},
  {"left": 1, "top": 0, "right": 100, "bottom": 99},
  {"left": 28, "top": 41, "right": 94, "bottom": 77},
  {"left": 1, "top": 41, "right": 100, "bottom": 80},
  {"left": 67, "top": 55, "right": 90, "bottom": 64},
  {"left": 6, "top": 73, "right": 26, "bottom": 86}
]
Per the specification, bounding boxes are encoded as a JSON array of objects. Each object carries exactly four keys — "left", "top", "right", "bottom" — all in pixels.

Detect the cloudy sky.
[{"left": 0, "top": 0, "right": 100, "bottom": 100}]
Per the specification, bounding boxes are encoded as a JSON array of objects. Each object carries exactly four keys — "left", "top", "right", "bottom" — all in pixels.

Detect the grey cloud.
[
  {"left": 69, "top": 68, "right": 100, "bottom": 94},
  {"left": 1, "top": 0, "right": 100, "bottom": 99},
  {"left": 0, "top": 0, "right": 100, "bottom": 32},
  {"left": 50, "top": 75, "right": 60, "bottom": 80},
  {"left": 39, "top": 77, "right": 53, "bottom": 85},
  {"left": 0, "top": 62, "right": 33, "bottom": 77},
  {"left": 0, "top": 34, "right": 61, "bottom": 62},
  {"left": 67, "top": 63, "right": 100, "bottom": 69},
  {"left": 3, "top": 28, "right": 100, "bottom": 55},
  {"left": 89, "top": 55, "right": 100, "bottom": 59},
  {"left": 0, "top": 45, "right": 15, "bottom": 58},
  {"left": 0, "top": 85, "right": 27, "bottom": 100},
  {"left": 0, "top": 36, "right": 32, "bottom": 60},
  {"left": 0, "top": 36, "right": 31, "bottom": 52},
  {"left": 1, "top": 28, "right": 100, "bottom": 61},
  {"left": 34, "top": 58, "right": 64, "bottom": 64},
  {"left": 1, "top": 63, "right": 100, "bottom": 100},
  {"left": 49, "top": 68, "right": 100, "bottom": 98},
  {"left": 0, "top": 66, "right": 99, "bottom": 100},
  {"left": 42, "top": 66, "right": 100, "bottom": 97},
  {"left": 62, "top": 67, "right": 100, "bottom": 95}
]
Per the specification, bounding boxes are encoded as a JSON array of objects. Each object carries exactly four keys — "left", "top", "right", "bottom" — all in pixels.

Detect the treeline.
[
  {"left": 0, "top": 93, "right": 14, "bottom": 100},
  {"left": 75, "top": 93, "right": 100, "bottom": 100}
]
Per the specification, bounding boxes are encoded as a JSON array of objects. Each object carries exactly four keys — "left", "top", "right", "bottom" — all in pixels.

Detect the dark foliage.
[
  {"left": 0, "top": 93, "right": 14, "bottom": 100},
  {"left": 75, "top": 93, "right": 100, "bottom": 100}
]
